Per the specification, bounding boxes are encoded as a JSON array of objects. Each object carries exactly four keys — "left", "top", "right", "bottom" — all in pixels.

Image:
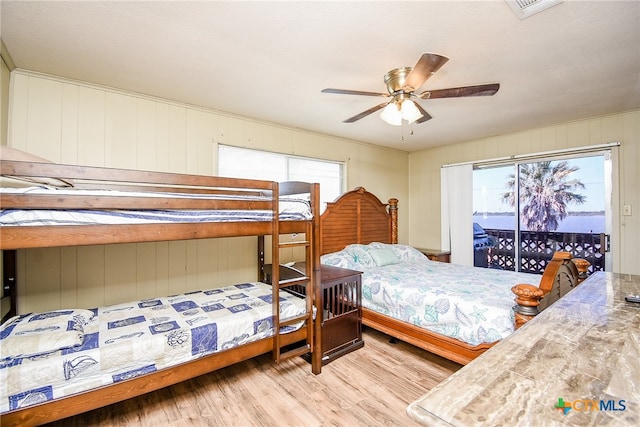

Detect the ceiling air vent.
[{"left": 505, "top": 0, "right": 563, "bottom": 19}]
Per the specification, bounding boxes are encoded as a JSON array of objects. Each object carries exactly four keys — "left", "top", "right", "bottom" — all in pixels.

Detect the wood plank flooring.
[{"left": 45, "top": 328, "right": 461, "bottom": 426}]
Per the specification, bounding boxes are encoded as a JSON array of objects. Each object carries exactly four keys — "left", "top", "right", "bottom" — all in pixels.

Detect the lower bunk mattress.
[{"left": 0, "top": 282, "right": 306, "bottom": 414}]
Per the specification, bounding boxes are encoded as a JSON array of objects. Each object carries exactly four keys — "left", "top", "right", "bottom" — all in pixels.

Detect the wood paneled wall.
[{"left": 7, "top": 70, "right": 409, "bottom": 313}]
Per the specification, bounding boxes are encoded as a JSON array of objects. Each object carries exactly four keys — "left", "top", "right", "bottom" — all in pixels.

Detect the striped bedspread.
[
  {"left": 0, "top": 187, "right": 312, "bottom": 226},
  {"left": 0, "top": 282, "right": 306, "bottom": 413}
]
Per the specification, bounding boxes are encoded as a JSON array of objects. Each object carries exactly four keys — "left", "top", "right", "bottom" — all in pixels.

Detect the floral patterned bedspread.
[{"left": 321, "top": 243, "right": 541, "bottom": 346}]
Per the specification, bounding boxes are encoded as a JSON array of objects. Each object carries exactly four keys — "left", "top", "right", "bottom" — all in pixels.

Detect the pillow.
[
  {"left": 368, "top": 242, "right": 386, "bottom": 249},
  {"left": 0, "top": 146, "right": 74, "bottom": 188},
  {"left": 344, "top": 244, "right": 376, "bottom": 267},
  {"left": 368, "top": 247, "right": 400, "bottom": 266},
  {"left": 368, "top": 242, "right": 427, "bottom": 263},
  {"left": 0, "top": 309, "right": 94, "bottom": 358},
  {"left": 390, "top": 244, "right": 429, "bottom": 263},
  {"left": 321, "top": 249, "right": 359, "bottom": 270}
]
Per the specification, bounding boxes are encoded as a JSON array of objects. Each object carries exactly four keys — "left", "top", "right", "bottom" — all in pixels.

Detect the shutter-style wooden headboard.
[{"left": 319, "top": 187, "right": 398, "bottom": 256}]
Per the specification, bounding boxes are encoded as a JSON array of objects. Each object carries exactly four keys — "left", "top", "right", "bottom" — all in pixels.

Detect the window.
[
  {"left": 472, "top": 154, "right": 610, "bottom": 273},
  {"left": 218, "top": 145, "right": 344, "bottom": 209},
  {"left": 442, "top": 142, "right": 617, "bottom": 271}
]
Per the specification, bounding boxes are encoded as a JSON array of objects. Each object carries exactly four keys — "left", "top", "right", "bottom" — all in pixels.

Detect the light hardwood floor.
[{"left": 45, "top": 328, "right": 461, "bottom": 426}]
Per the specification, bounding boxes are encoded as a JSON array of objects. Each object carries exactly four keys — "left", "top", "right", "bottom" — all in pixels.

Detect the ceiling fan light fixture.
[
  {"left": 401, "top": 99, "right": 422, "bottom": 123},
  {"left": 380, "top": 99, "right": 423, "bottom": 126},
  {"left": 380, "top": 102, "right": 403, "bottom": 126}
]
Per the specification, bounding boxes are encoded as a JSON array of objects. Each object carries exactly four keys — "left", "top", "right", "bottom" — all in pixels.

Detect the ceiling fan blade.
[
  {"left": 322, "top": 88, "right": 389, "bottom": 97},
  {"left": 413, "top": 101, "right": 433, "bottom": 124},
  {"left": 418, "top": 83, "right": 500, "bottom": 99},
  {"left": 343, "top": 101, "right": 390, "bottom": 123},
  {"left": 403, "top": 53, "right": 449, "bottom": 92}
]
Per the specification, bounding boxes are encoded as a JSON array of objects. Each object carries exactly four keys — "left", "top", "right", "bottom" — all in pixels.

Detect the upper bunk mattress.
[
  {"left": 0, "top": 187, "right": 312, "bottom": 226},
  {"left": 0, "top": 282, "right": 306, "bottom": 413}
]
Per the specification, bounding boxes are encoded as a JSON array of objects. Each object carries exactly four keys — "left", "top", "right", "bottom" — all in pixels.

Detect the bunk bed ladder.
[{"left": 272, "top": 222, "right": 315, "bottom": 364}]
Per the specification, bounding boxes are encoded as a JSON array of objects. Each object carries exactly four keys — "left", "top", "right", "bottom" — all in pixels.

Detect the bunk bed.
[
  {"left": 0, "top": 151, "right": 321, "bottom": 426},
  {"left": 318, "top": 187, "right": 587, "bottom": 365}
]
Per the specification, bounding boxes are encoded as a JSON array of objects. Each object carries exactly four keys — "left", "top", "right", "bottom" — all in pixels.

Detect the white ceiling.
[{"left": 1, "top": 1, "right": 639, "bottom": 152}]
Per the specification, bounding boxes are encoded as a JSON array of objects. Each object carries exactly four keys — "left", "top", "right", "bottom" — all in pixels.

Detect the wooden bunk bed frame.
[
  {"left": 0, "top": 158, "right": 321, "bottom": 426},
  {"left": 318, "top": 187, "right": 587, "bottom": 365}
]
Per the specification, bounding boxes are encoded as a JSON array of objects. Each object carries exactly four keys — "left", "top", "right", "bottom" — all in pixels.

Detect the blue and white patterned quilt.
[
  {"left": 321, "top": 243, "right": 541, "bottom": 346},
  {"left": 0, "top": 282, "right": 306, "bottom": 413}
]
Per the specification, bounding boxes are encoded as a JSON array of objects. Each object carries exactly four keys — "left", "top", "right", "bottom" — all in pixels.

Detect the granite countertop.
[{"left": 407, "top": 272, "right": 640, "bottom": 426}]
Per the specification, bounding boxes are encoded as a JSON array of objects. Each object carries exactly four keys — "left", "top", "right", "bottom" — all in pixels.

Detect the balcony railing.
[{"left": 483, "top": 228, "right": 605, "bottom": 275}]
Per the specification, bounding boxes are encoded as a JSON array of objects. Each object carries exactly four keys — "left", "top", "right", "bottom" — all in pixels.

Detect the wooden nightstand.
[
  {"left": 317, "top": 264, "right": 364, "bottom": 364},
  {"left": 416, "top": 248, "right": 451, "bottom": 263},
  {"left": 262, "top": 263, "right": 364, "bottom": 365}
]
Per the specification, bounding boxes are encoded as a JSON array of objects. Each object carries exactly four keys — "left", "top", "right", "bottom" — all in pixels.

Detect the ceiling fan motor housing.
[{"left": 384, "top": 67, "right": 413, "bottom": 94}]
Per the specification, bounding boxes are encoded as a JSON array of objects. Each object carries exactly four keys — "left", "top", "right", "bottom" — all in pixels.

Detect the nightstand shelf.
[{"left": 416, "top": 248, "right": 451, "bottom": 263}]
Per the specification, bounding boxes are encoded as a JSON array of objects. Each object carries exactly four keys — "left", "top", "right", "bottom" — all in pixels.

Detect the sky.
[{"left": 473, "top": 154, "right": 606, "bottom": 214}]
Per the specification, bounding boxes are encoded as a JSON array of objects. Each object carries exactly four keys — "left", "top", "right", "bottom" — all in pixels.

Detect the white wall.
[
  {"left": 7, "top": 70, "right": 409, "bottom": 313},
  {"left": 408, "top": 110, "right": 640, "bottom": 274}
]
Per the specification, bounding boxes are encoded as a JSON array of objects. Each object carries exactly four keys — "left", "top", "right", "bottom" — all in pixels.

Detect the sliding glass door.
[{"left": 472, "top": 153, "right": 611, "bottom": 274}]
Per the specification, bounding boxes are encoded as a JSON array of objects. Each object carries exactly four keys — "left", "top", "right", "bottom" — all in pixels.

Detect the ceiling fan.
[{"left": 321, "top": 53, "right": 500, "bottom": 126}]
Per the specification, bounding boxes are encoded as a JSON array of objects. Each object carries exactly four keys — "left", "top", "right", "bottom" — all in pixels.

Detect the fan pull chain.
[{"left": 399, "top": 122, "right": 415, "bottom": 141}]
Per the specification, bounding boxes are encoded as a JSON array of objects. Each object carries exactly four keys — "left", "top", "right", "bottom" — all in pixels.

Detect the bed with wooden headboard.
[{"left": 318, "top": 187, "right": 586, "bottom": 365}]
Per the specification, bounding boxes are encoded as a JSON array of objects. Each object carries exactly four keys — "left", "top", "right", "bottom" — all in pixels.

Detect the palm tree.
[{"left": 500, "top": 161, "right": 586, "bottom": 231}]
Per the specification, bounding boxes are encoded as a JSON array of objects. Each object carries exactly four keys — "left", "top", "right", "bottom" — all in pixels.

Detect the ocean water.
[{"left": 473, "top": 214, "right": 605, "bottom": 234}]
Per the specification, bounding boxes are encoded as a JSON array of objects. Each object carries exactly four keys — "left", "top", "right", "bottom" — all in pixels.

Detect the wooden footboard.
[
  {"left": 362, "top": 253, "right": 586, "bottom": 365},
  {"left": 0, "top": 328, "right": 307, "bottom": 427},
  {"left": 362, "top": 308, "right": 493, "bottom": 365},
  {"left": 512, "top": 251, "right": 588, "bottom": 328}
]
